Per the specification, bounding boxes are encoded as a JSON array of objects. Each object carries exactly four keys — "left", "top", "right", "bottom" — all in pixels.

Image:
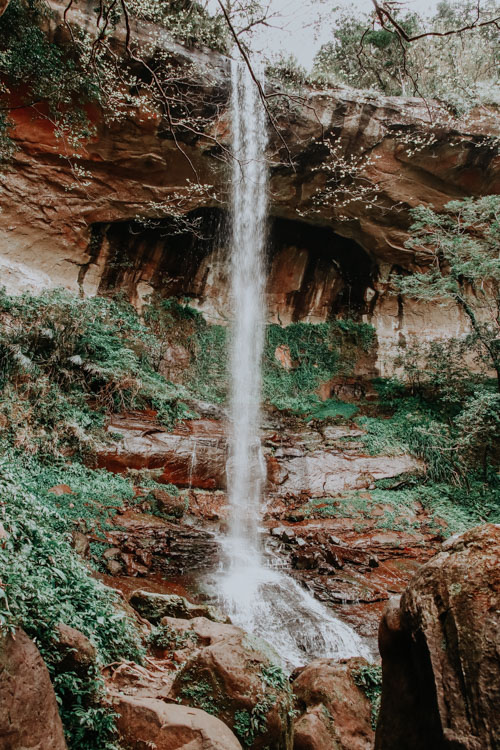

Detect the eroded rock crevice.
[{"left": 89, "top": 210, "right": 377, "bottom": 328}]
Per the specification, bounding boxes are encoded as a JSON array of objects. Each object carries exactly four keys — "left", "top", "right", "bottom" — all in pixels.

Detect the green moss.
[
  {"left": 307, "top": 398, "right": 358, "bottom": 421},
  {"left": 263, "top": 320, "right": 375, "bottom": 414},
  {"left": 179, "top": 678, "right": 219, "bottom": 715},
  {"left": 352, "top": 664, "right": 382, "bottom": 730}
]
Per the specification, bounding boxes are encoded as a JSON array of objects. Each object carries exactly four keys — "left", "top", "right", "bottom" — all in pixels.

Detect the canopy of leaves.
[{"left": 312, "top": 0, "right": 500, "bottom": 108}]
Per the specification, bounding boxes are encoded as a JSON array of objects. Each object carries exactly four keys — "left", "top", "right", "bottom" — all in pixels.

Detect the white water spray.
[{"left": 218, "top": 60, "right": 370, "bottom": 669}]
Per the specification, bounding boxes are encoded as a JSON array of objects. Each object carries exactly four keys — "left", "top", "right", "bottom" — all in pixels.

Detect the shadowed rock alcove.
[{"left": 90, "top": 208, "right": 376, "bottom": 323}]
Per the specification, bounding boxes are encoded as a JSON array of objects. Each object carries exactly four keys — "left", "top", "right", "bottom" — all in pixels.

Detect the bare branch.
[
  {"left": 371, "top": 0, "right": 500, "bottom": 42},
  {"left": 216, "top": 0, "right": 294, "bottom": 167}
]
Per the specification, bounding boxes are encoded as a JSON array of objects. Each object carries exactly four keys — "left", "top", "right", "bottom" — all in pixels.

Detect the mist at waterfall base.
[{"left": 213, "top": 60, "right": 370, "bottom": 670}]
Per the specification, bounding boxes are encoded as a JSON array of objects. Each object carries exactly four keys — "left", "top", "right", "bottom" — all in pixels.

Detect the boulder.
[
  {"left": 273, "top": 449, "right": 421, "bottom": 496},
  {"left": 0, "top": 628, "right": 68, "bottom": 750},
  {"left": 292, "top": 658, "right": 375, "bottom": 750},
  {"left": 129, "top": 590, "right": 229, "bottom": 625},
  {"left": 53, "top": 623, "right": 97, "bottom": 676},
  {"left": 375, "top": 524, "right": 500, "bottom": 750},
  {"left": 114, "top": 695, "right": 243, "bottom": 750},
  {"left": 149, "top": 487, "right": 187, "bottom": 518},
  {"left": 168, "top": 617, "right": 294, "bottom": 750},
  {"left": 71, "top": 530, "right": 90, "bottom": 558},
  {"left": 48, "top": 483, "right": 73, "bottom": 496}
]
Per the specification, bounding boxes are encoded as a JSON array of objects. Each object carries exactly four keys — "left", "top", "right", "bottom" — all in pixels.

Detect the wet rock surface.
[
  {"left": 0, "top": 628, "right": 68, "bottom": 750},
  {"left": 267, "top": 519, "right": 438, "bottom": 645},
  {"left": 375, "top": 524, "right": 500, "bottom": 750},
  {"left": 129, "top": 590, "right": 229, "bottom": 624},
  {"left": 97, "top": 411, "right": 441, "bottom": 647},
  {"left": 292, "top": 657, "right": 375, "bottom": 750},
  {"left": 98, "top": 415, "right": 227, "bottom": 490},
  {"left": 104, "top": 509, "right": 219, "bottom": 577}
]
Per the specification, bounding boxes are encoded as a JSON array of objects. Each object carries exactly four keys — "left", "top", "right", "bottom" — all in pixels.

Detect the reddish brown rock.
[
  {"left": 114, "top": 695, "right": 243, "bottom": 750},
  {"left": 158, "top": 344, "right": 191, "bottom": 383},
  {"left": 53, "top": 623, "right": 96, "bottom": 676},
  {"left": 187, "top": 489, "right": 228, "bottom": 521},
  {"left": 0, "top": 628, "right": 68, "bottom": 750},
  {"left": 104, "top": 510, "right": 218, "bottom": 577},
  {"left": 71, "top": 530, "right": 90, "bottom": 558},
  {"left": 149, "top": 487, "right": 187, "bottom": 518},
  {"left": 1, "top": 1, "right": 498, "bottom": 382},
  {"left": 98, "top": 415, "right": 227, "bottom": 490},
  {"left": 267, "top": 504, "right": 439, "bottom": 647},
  {"left": 275, "top": 344, "right": 293, "bottom": 370},
  {"left": 48, "top": 483, "right": 73, "bottom": 495},
  {"left": 292, "top": 657, "right": 375, "bottom": 750},
  {"left": 168, "top": 617, "right": 294, "bottom": 750},
  {"left": 375, "top": 524, "right": 500, "bottom": 750}
]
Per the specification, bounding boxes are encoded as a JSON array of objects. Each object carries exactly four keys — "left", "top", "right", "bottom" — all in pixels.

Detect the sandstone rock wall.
[{"left": 0, "top": 0, "right": 499, "bottom": 377}]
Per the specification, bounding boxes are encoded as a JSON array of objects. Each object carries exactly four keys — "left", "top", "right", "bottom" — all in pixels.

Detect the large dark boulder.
[{"left": 375, "top": 524, "right": 500, "bottom": 750}]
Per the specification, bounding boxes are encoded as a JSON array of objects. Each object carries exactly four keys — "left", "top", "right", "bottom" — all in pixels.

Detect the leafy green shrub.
[
  {"left": 0, "top": 0, "right": 99, "bottom": 158},
  {"left": 0, "top": 455, "right": 144, "bottom": 750},
  {"left": 399, "top": 196, "right": 500, "bottom": 388},
  {"left": 261, "top": 663, "right": 288, "bottom": 692},
  {"left": 263, "top": 320, "right": 375, "bottom": 414},
  {"left": 0, "top": 288, "right": 192, "bottom": 456},
  {"left": 233, "top": 696, "right": 275, "bottom": 747},
  {"left": 307, "top": 398, "right": 358, "bottom": 421},
  {"left": 266, "top": 53, "right": 308, "bottom": 88},
  {"left": 143, "top": 296, "right": 227, "bottom": 403},
  {"left": 352, "top": 664, "right": 382, "bottom": 730},
  {"left": 148, "top": 622, "right": 196, "bottom": 650},
  {"left": 179, "top": 679, "right": 219, "bottom": 715}
]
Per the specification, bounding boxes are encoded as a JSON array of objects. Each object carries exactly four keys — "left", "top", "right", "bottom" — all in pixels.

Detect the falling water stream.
[{"left": 216, "top": 60, "right": 370, "bottom": 669}]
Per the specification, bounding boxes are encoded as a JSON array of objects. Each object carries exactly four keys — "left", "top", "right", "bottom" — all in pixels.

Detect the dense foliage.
[
  {"left": 263, "top": 320, "right": 375, "bottom": 414},
  {"left": 398, "top": 195, "right": 500, "bottom": 388},
  {"left": 0, "top": 289, "right": 194, "bottom": 456},
  {"left": 312, "top": 0, "right": 500, "bottom": 109},
  {"left": 0, "top": 453, "right": 144, "bottom": 749}
]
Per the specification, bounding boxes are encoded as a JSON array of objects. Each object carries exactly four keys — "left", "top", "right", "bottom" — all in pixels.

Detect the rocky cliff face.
[{"left": 0, "top": 0, "right": 499, "bottom": 376}]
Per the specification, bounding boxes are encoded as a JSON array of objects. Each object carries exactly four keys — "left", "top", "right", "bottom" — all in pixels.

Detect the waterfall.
[
  {"left": 217, "top": 59, "right": 371, "bottom": 669},
  {"left": 225, "top": 58, "right": 267, "bottom": 563}
]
